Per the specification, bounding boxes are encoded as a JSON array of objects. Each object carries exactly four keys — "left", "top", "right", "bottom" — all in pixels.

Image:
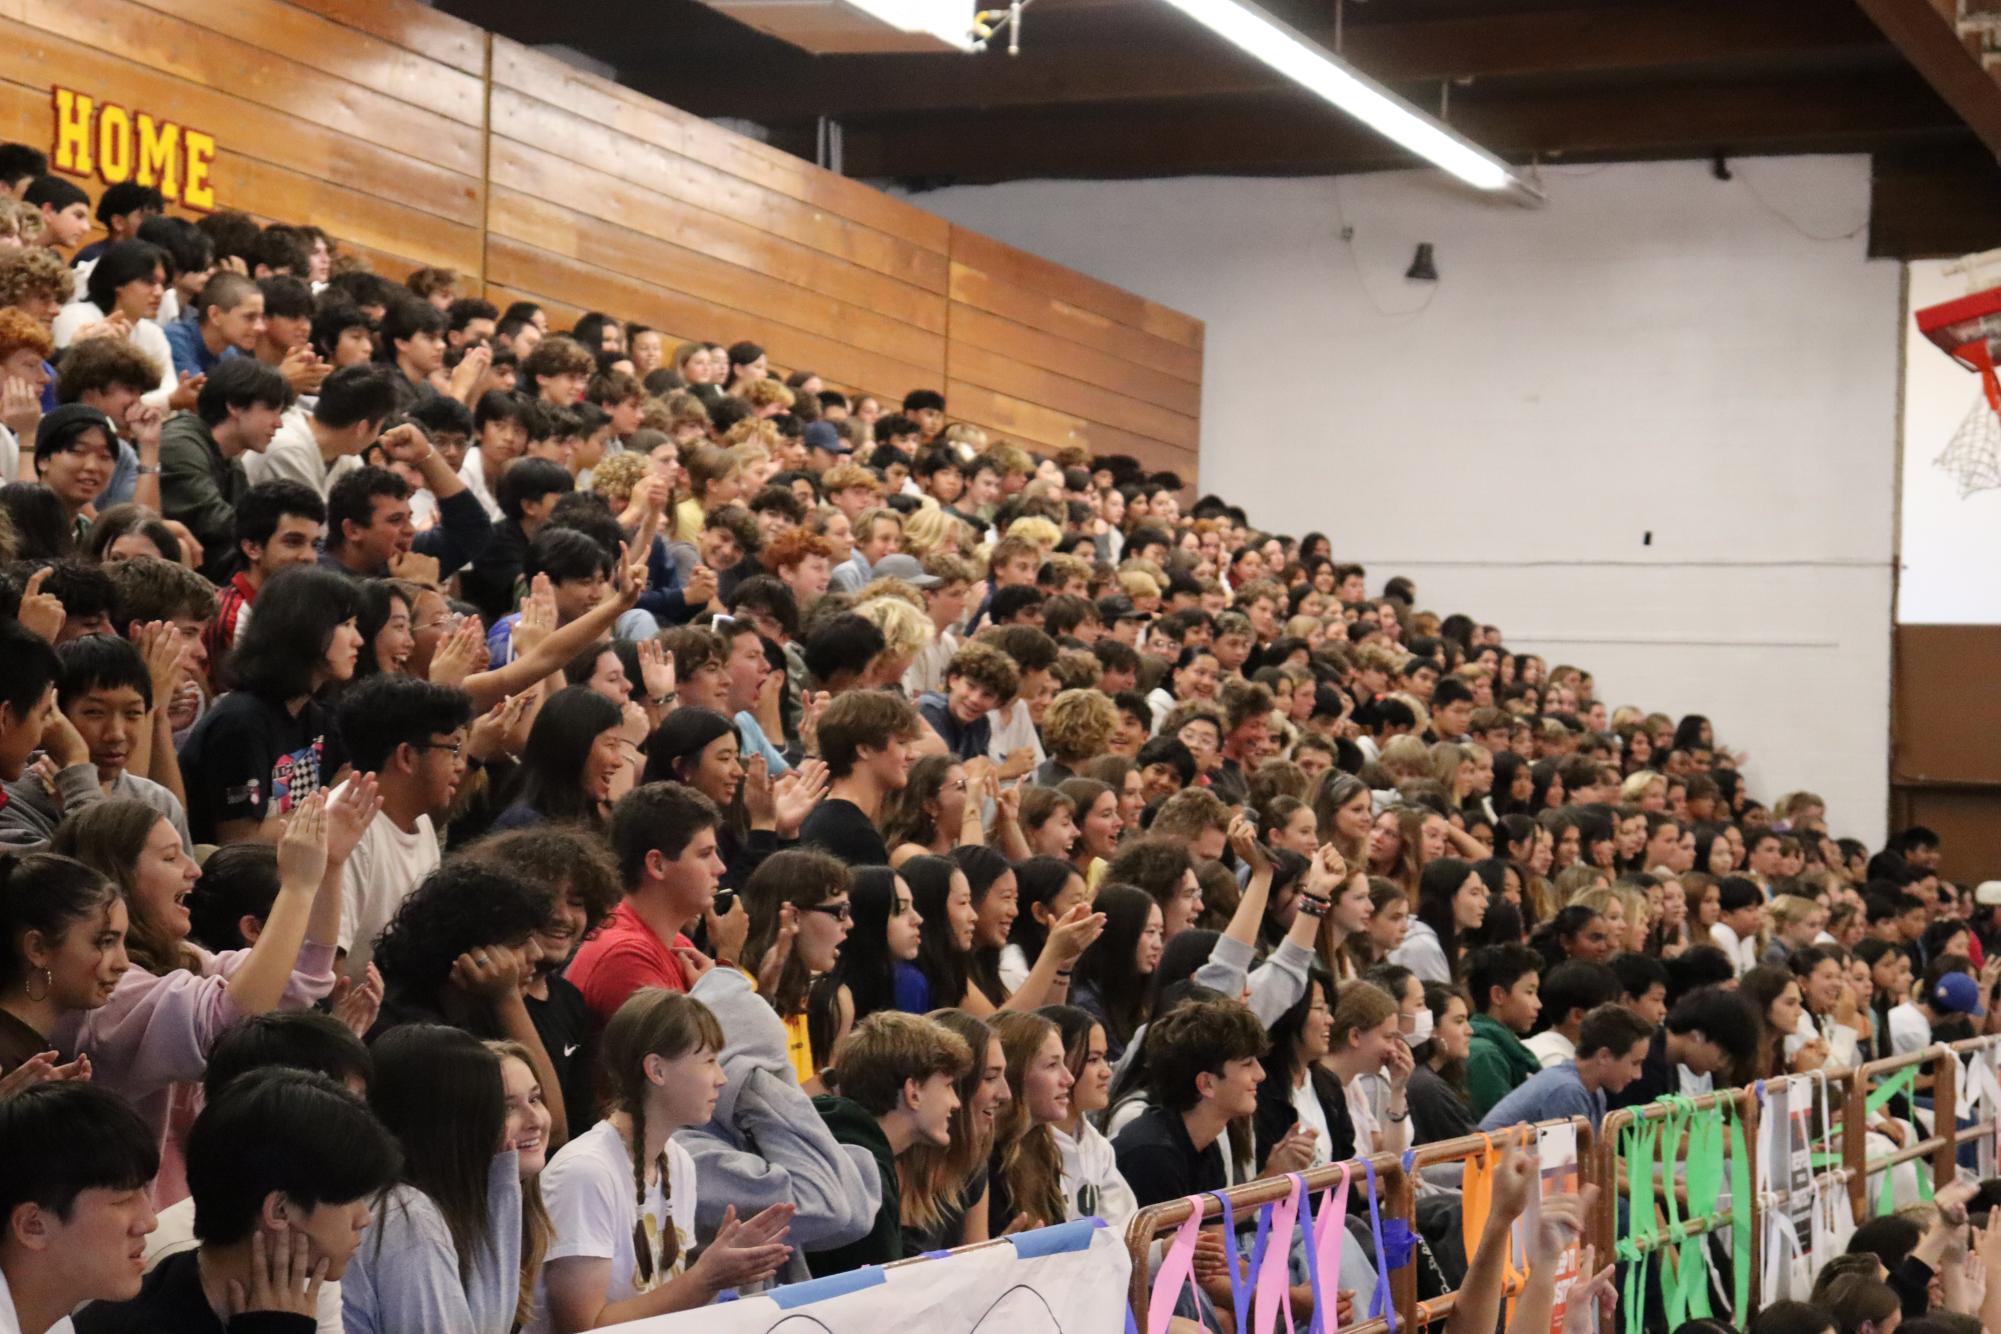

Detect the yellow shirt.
[{"left": 780, "top": 1010, "right": 815, "bottom": 1085}]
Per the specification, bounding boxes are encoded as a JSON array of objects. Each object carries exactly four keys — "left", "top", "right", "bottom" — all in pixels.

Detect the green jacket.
[
  {"left": 158, "top": 411, "right": 247, "bottom": 583},
  {"left": 806, "top": 1095, "right": 902, "bottom": 1277},
  {"left": 1465, "top": 1012, "right": 1542, "bottom": 1120}
]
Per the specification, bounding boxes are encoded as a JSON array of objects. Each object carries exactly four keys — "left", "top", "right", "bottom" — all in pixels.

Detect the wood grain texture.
[{"left": 7, "top": 0, "right": 1202, "bottom": 484}]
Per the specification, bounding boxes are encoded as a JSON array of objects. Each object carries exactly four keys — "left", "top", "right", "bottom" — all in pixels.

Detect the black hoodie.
[{"left": 807, "top": 1094, "right": 903, "bottom": 1276}]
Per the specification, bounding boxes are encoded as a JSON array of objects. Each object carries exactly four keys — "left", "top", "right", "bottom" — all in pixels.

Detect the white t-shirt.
[
  {"left": 1709, "top": 922, "right": 1758, "bottom": 976},
  {"left": 1888, "top": 1002, "right": 1932, "bottom": 1056},
  {"left": 1525, "top": 1030, "right": 1576, "bottom": 1070},
  {"left": 458, "top": 449, "right": 503, "bottom": 522},
  {"left": 529, "top": 1120, "right": 698, "bottom": 1334},
  {"left": 1290, "top": 1077, "right": 1334, "bottom": 1168},
  {"left": 986, "top": 698, "right": 1046, "bottom": 779},
  {"left": 338, "top": 793, "right": 441, "bottom": 979}
]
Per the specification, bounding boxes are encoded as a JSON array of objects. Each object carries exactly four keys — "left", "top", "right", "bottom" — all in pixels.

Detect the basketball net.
[{"left": 1934, "top": 340, "right": 2001, "bottom": 498}]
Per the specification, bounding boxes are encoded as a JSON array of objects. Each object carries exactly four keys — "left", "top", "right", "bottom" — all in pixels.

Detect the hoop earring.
[{"left": 22, "top": 968, "right": 50, "bottom": 1003}]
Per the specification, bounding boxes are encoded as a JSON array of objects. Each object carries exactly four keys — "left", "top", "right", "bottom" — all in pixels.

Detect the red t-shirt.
[{"left": 564, "top": 901, "right": 693, "bottom": 1024}]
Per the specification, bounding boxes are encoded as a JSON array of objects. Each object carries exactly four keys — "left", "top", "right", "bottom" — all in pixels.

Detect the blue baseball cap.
[
  {"left": 803, "top": 421, "right": 850, "bottom": 455},
  {"left": 1933, "top": 971, "right": 1984, "bottom": 1016}
]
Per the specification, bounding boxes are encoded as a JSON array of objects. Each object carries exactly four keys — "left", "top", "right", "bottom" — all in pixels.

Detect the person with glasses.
[
  {"left": 332, "top": 674, "right": 473, "bottom": 982},
  {"left": 739, "top": 849, "right": 853, "bottom": 1086}
]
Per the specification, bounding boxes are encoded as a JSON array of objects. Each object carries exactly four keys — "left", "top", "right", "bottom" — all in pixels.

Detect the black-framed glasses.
[
  {"left": 413, "top": 740, "right": 464, "bottom": 759},
  {"left": 804, "top": 901, "right": 853, "bottom": 922}
]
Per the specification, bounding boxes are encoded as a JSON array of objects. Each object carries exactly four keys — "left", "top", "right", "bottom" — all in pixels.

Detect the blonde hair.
[
  {"left": 742, "top": 379, "right": 795, "bottom": 410},
  {"left": 586, "top": 452, "right": 649, "bottom": 509},
  {"left": 1117, "top": 570, "right": 1161, "bottom": 601},
  {"left": 1770, "top": 894, "right": 1821, "bottom": 929},
  {"left": 724, "top": 416, "right": 781, "bottom": 449},
  {"left": 1005, "top": 515, "right": 1061, "bottom": 551},
  {"left": 1619, "top": 770, "right": 1665, "bottom": 804},
  {"left": 1041, "top": 688, "right": 1120, "bottom": 764},
  {"left": 902, "top": 506, "right": 970, "bottom": 558},
  {"left": 854, "top": 594, "right": 933, "bottom": 661},
  {"left": 989, "top": 1011, "right": 1067, "bottom": 1228}
]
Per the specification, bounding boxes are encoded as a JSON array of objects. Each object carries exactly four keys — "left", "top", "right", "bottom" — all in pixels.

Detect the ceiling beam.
[
  {"left": 1854, "top": 0, "right": 2001, "bottom": 154},
  {"left": 624, "top": 0, "right": 1889, "bottom": 120},
  {"left": 837, "top": 71, "right": 1960, "bottom": 180},
  {"left": 1870, "top": 136, "right": 2001, "bottom": 257}
]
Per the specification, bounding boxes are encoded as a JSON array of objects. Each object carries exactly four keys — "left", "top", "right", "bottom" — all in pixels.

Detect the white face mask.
[{"left": 1406, "top": 1007, "right": 1435, "bottom": 1046}]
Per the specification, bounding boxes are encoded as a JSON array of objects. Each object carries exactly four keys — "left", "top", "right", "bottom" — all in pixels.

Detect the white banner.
[{"left": 602, "top": 1219, "right": 1131, "bottom": 1334}]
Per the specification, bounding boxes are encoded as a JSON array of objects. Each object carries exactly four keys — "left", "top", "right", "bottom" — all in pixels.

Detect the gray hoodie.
[{"left": 674, "top": 966, "right": 883, "bottom": 1284}]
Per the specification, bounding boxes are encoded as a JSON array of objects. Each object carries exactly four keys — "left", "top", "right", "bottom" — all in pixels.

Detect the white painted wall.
[
  {"left": 1900, "top": 257, "right": 2001, "bottom": 624},
  {"left": 903, "top": 157, "right": 1901, "bottom": 841}
]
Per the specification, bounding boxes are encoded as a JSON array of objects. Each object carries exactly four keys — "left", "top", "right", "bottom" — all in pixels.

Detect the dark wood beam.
[
  {"left": 836, "top": 71, "right": 1959, "bottom": 180},
  {"left": 1855, "top": 0, "right": 2001, "bottom": 154},
  {"left": 1870, "top": 136, "right": 2001, "bottom": 257},
  {"left": 624, "top": 0, "right": 1889, "bottom": 120}
]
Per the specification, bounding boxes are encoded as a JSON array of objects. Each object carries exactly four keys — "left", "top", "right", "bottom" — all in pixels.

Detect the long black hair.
[
  {"left": 503, "top": 685, "right": 623, "bottom": 826},
  {"left": 348, "top": 578, "right": 411, "bottom": 684},
  {"left": 1069, "top": 883, "right": 1157, "bottom": 1055},
  {"left": 827, "top": 867, "right": 904, "bottom": 1026},
  {"left": 1006, "top": 855, "right": 1079, "bottom": 975},
  {"left": 1415, "top": 856, "right": 1476, "bottom": 974},
  {"left": 84, "top": 239, "right": 168, "bottom": 318},
  {"left": 953, "top": 844, "right": 1014, "bottom": 1007},
  {"left": 224, "top": 565, "right": 361, "bottom": 698},
  {"left": 903, "top": 854, "right": 970, "bottom": 1011},
  {"left": 366, "top": 1025, "right": 505, "bottom": 1284}
]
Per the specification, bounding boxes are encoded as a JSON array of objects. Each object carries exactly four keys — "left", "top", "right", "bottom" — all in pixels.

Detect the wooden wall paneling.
[
  {"left": 948, "top": 303, "right": 1202, "bottom": 419},
  {"left": 946, "top": 341, "right": 1199, "bottom": 451},
  {"left": 488, "top": 189, "right": 944, "bottom": 373},
  {"left": 486, "top": 138, "right": 946, "bottom": 333},
  {"left": 948, "top": 261, "right": 1203, "bottom": 384},
  {"left": 1888, "top": 789, "right": 2001, "bottom": 885},
  {"left": 485, "top": 235, "right": 942, "bottom": 398},
  {"left": 488, "top": 38, "right": 949, "bottom": 260},
  {"left": 24, "top": 0, "right": 483, "bottom": 176},
  {"left": 72, "top": 0, "right": 486, "bottom": 127},
  {"left": 950, "top": 226, "right": 1203, "bottom": 352},
  {"left": 275, "top": 0, "right": 487, "bottom": 75},
  {"left": 945, "top": 380, "right": 1198, "bottom": 475},
  {"left": 1891, "top": 625, "right": 2001, "bottom": 784},
  {"left": 487, "top": 85, "right": 948, "bottom": 292}
]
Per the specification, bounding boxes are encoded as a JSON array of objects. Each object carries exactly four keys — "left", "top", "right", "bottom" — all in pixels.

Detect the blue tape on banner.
[
  {"left": 766, "top": 1266, "right": 887, "bottom": 1307},
  {"left": 1007, "top": 1218, "right": 1103, "bottom": 1258}
]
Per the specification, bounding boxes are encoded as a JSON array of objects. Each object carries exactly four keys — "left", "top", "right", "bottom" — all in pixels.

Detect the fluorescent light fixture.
[
  {"left": 1157, "top": 0, "right": 1539, "bottom": 199},
  {"left": 847, "top": 0, "right": 977, "bottom": 49}
]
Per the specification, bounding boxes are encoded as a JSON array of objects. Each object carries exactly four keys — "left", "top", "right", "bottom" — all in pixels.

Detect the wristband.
[
  {"left": 1296, "top": 894, "right": 1331, "bottom": 918},
  {"left": 1054, "top": 968, "right": 1073, "bottom": 979}
]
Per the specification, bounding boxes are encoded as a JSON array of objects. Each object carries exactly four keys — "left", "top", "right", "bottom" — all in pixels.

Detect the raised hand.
[
  {"left": 1226, "top": 812, "right": 1267, "bottom": 873},
  {"left": 167, "top": 370, "right": 203, "bottom": 413},
  {"left": 228, "top": 1226, "right": 326, "bottom": 1319},
  {"left": 742, "top": 754, "right": 776, "bottom": 824},
  {"left": 387, "top": 550, "right": 441, "bottom": 588},
  {"left": 15, "top": 566, "right": 65, "bottom": 644},
  {"left": 1262, "top": 1120, "right": 1318, "bottom": 1176},
  {"left": 771, "top": 760, "right": 829, "bottom": 837},
  {"left": 275, "top": 792, "right": 331, "bottom": 891},
  {"left": 682, "top": 563, "right": 718, "bottom": 609},
  {"left": 1558, "top": 1245, "right": 1616, "bottom": 1334},
  {"left": 512, "top": 576, "right": 557, "bottom": 658},
  {"left": 1489, "top": 1139, "right": 1536, "bottom": 1225},
  {"left": 448, "top": 343, "right": 491, "bottom": 401},
  {"left": 754, "top": 905, "right": 798, "bottom": 995},
  {"left": 325, "top": 774, "right": 381, "bottom": 865},
  {"left": 637, "top": 637, "right": 675, "bottom": 702},
  {"left": 1306, "top": 844, "right": 1348, "bottom": 895},
  {"left": 332, "top": 963, "right": 384, "bottom": 1039},
  {"left": 278, "top": 344, "right": 330, "bottom": 396},
  {"left": 1045, "top": 901, "right": 1108, "bottom": 966},
  {"left": 0, "top": 1051, "right": 90, "bottom": 1101},
  {"left": 125, "top": 402, "right": 163, "bottom": 452},
  {"left": 429, "top": 617, "right": 487, "bottom": 686},
  {"left": 376, "top": 423, "right": 433, "bottom": 464}
]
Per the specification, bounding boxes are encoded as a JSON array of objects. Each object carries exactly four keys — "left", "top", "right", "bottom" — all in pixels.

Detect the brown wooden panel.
[
  {"left": 487, "top": 189, "right": 945, "bottom": 372},
  {"left": 489, "top": 86, "right": 950, "bottom": 294},
  {"left": 0, "top": 27, "right": 483, "bottom": 229},
  {"left": 949, "top": 261, "right": 1202, "bottom": 384},
  {"left": 279, "top": 0, "right": 488, "bottom": 75},
  {"left": 945, "top": 379, "right": 1198, "bottom": 475},
  {"left": 946, "top": 342, "right": 1197, "bottom": 452},
  {"left": 487, "top": 236, "right": 942, "bottom": 401},
  {"left": 951, "top": 226, "right": 1202, "bottom": 351},
  {"left": 123, "top": 0, "right": 485, "bottom": 126},
  {"left": 25, "top": 0, "right": 483, "bottom": 176},
  {"left": 489, "top": 38, "right": 948, "bottom": 258},
  {"left": 948, "top": 303, "right": 1201, "bottom": 419},
  {"left": 1893, "top": 625, "right": 2001, "bottom": 784},
  {"left": 1887, "top": 788, "right": 2001, "bottom": 886},
  {"left": 486, "top": 138, "right": 946, "bottom": 333}
]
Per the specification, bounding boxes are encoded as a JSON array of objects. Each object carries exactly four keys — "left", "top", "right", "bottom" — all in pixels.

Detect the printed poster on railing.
[
  {"left": 598, "top": 1220, "right": 1131, "bottom": 1334},
  {"left": 1756, "top": 1079, "right": 1816, "bottom": 1300},
  {"left": 1535, "top": 1122, "right": 1581, "bottom": 1334}
]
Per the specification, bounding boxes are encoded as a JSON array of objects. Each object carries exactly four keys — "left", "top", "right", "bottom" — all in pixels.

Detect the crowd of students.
[{"left": 0, "top": 142, "right": 1993, "bottom": 1334}]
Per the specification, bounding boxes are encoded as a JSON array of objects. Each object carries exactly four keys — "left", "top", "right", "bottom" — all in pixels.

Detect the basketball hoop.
[{"left": 1915, "top": 274, "right": 2001, "bottom": 498}]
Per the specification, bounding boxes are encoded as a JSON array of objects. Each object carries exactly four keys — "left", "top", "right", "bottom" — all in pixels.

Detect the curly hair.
[
  {"left": 369, "top": 861, "right": 556, "bottom": 1001},
  {"left": 1041, "top": 688, "right": 1119, "bottom": 764},
  {"left": 852, "top": 594, "right": 932, "bottom": 662},
  {"left": 0, "top": 247, "right": 70, "bottom": 313},
  {"left": 944, "top": 640, "right": 1019, "bottom": 702},
  {"left": 0, "top": 306, "right": 54, "bottom": 363},
  {"left": 760, "top": 525, "right": 834, "bottom": 574},
  {"left": 585, "top": 451, "right": 649, "bottom": 509},
  {"left": 459, "top": 826, "right": 620, "bottom": 938}
]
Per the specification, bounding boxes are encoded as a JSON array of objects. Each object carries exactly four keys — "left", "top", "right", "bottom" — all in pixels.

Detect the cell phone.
[{"left": 712, "top": 888, "right": 738, "bottom": 916}]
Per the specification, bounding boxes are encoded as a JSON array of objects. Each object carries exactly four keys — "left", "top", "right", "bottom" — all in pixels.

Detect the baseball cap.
[
  {"left": 1933, "top": 971, "right": 1984, "bottom": 1016},
  {"left": 1096, "top": 594, "right": 1149, "bottom": 622},
  {"left": 803, "top": 421, "right": 850, "bottom": 455},
  {"left": 871, "top": 553, "right": 940, "bottom": 588},
  {"left": 1976, "top": 880, "right": 2001, "bottom": 908}
]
